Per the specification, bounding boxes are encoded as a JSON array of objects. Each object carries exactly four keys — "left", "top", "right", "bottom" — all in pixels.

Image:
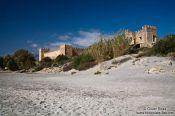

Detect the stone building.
[
  {"left": 39, "top": 25, "right": 157, "bottom": 61},
  {"left": 39, "top": 44, "right": 84, "bottom": 61},
  {"left": 124, "top": 25, "right": 157, "bottom": 48}
]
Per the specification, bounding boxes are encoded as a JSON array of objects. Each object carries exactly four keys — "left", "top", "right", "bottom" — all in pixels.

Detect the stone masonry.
[
  {"left": 39, "top": 25, "right": 157, "bottom": 61},
  {"left": 124, "top": 25, "right": 157, "bottom": 48},
  {"left": 39, "top": 44, "right": 84, "bottom": 61}
]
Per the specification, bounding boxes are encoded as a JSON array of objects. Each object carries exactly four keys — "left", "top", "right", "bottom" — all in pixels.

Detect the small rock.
[
  {"left": 169, "top": 61, "right": 172, "bottom": 66},
  {"left": 40, "top": 101, "right": 45, "bottom": 104}
]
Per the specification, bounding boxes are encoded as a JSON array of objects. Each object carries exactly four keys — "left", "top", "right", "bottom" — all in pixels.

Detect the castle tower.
[
  {"left": 124, "top": 25, "right": 157, "bottom": 48},
  {"left": 143, "top": 25, "right": 157, "bottom": 48},
  {"left": 39, "top": 48, "right": 49, "bottom": 61}
]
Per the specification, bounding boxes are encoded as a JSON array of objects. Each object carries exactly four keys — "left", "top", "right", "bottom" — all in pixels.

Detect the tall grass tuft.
[{"left": 84, "top": 33, "right": 130, "bottom": 63}]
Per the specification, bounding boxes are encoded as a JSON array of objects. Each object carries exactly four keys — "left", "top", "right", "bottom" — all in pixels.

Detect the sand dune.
[{"left": 0, "top": 55, "right": 175, "bottom": 116}]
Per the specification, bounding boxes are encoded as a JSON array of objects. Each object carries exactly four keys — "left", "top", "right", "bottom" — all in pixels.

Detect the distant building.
[
  {"left": 39, "top": 44, "right": 84, "bottom": 61},
  {"left": 39, "top": 25, "right": 157, "bottom": 61},
  {"left": 124, "top": 25, "right": 157, "bottom": 48}
]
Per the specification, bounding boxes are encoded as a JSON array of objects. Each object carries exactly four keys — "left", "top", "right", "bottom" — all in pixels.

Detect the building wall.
[
  {"left": 125, "top": 25, "right": 157, "bottom": 48},
  {"left": 125, "top": 30, "right": 135, "bottom": 45},
  {"left": 39, "top": 48, "right": 49, "bottom": 61},
  {"left": 39, "top": 44, "right": 85, "bottom": 61}
]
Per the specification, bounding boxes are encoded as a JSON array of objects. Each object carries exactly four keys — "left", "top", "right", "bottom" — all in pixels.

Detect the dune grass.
[{"left": 84, "top": 33, "right": 130, "bottom": 63}]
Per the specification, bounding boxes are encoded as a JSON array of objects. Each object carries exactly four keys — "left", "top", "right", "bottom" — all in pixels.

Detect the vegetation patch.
[
  {"left": 85, "top": 34, "right": 130, "bottom": 63},
  {"left": 112, "top": 57, "right": 131, "bottom": 65},
  {"left": 53, "top": 55, "right": 69, "bottom": 66},
  {"left": 94, "top": 71, "right": 101, "bottom": 75},
  {"left": 73, "top": 54, "right": 96, "bottom": 70}
]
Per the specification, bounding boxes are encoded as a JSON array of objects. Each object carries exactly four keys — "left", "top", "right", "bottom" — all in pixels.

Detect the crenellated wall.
[
  {"left": 39, "top": 25, "right": 157, "bottom": 61},
  {"left": 39, "top": 44, "right": 85, "bottom": 61},
  {"left": 125, "top": 25, "right": 157, "bottom": 48}
]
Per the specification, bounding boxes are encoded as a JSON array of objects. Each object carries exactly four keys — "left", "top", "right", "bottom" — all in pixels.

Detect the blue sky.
[{"left": 0, "top": 0, "right": 175, "bottom": 56}]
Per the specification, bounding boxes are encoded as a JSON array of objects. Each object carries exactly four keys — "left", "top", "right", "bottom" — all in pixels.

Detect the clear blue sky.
[{"left": 0, "top": 0, "right": 175, "bottom": 56}]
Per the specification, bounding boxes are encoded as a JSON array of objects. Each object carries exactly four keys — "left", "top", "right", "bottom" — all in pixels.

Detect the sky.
[{"left": 0, "top": 0, "right": 175, "bottom": 56}]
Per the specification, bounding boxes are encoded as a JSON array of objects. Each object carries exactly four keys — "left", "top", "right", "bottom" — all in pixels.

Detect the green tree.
[
  {"left": 54, "top": 55, "right": 69, "bottom": 65},
  {"left": 13, "top": 49, "right": 36, "bottom": 69},
  {"left": 3, "top": 55, "right": 12, "bottom": 68},
  {"left": 6, "top": 59, "right": 18, "bottom": 71},
  {"left": 0, "top": 56, "right": 4, "bottom": 68},
  {"left": 153, "top": 34, "right": 175, "bottom": 55},
  {"left": 40, "top": 57, "right": 52, "bottom": 68}
]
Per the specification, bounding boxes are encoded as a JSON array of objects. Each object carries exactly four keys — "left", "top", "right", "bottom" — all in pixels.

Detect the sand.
[{"left": 0, "top": 56, "right": 175, "bottom": 116}]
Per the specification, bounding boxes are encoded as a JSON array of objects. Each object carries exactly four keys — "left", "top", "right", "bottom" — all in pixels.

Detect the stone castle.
[
  {"left": 39, "top": 25, "right": 157, "bottom": 61},
  {"left": 39, "top": 44, "right": 84, "bottom": 61},
  {"left": 124, "top": 25, "right": 157, "bottom": 48}
]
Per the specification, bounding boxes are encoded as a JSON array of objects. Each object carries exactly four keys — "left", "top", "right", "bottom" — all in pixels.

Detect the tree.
[
  {"left": 54, "top": 55, "right": 69, "bottom": 65},
  {"left": 13, "top": 49, "right": 36, "bottom": 69},
  {"left": 0, "top": 56, "right": 4, "bottom": 68},
  {"left": 153, "top": 34, "right": 175, "bottom": 55},
  {"left": 40, "top": 57, "right": 52, "bottom": 68},
  {"left": 6, "top": 59, "right": 18, "bottom": 71},
  {"left": 3, "top": 55, "right": 12, "bottom": 68}
]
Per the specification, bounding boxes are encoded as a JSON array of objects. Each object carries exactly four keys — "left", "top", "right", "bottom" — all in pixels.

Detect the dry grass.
[
  {"left": 84, "top": 33, "right": 130, "bottom": 63},
  {"left": 112, "top": 57, "right": 132, "bottom": 65}
]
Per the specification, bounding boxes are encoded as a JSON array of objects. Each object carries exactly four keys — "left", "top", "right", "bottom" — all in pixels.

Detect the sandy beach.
[{"left": 0, "top": 56, "right": 175, "bottom": 116}]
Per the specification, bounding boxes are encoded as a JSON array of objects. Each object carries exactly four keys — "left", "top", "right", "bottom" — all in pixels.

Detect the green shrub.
[
  {"left": 33, "top": 65, "right": 43, "bottom": 72},
  {"left": 136, "top": 35, "right": 175, "bottom": 57},
  {"left": 53, "top": 55, "right": 69, "bottom": 65},
  {"left": 3, "top": 55, "right": 12, "bottom": 68},
  {"left": 94, "top": 71, "right": 101, "bottom": 75},
  {"left": 153, "top": 35, "right": 175, "bottom": 55},
  {"left": 73, "top": 54, "right": 96, "bottom": 70},
  {"left": 40, "top": 57, "right": 52, "bottom": 68},
  {"left": 0, "top": 56, "right": 4, "bottom": 68},
  {"left": 13, "top": 49, "right": 36, "bottom": 70},
  {"left": 6, "top": 59, "right": 18, "bottom": 71}
]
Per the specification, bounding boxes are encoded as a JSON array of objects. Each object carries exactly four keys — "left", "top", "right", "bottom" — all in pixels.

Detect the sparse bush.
[
  {"left": 0, "top": 56, "right": 4, "bottom": 68},
  {"left": 40, "top": 57, "right": 53, "bottom": 68},
  {"left": 112, "top": 57, "right": 131, "bottom": 65},
  {"left": 13, "top": 49, "right": 36, "bottom": 70},
  {"left": 32, "top": 65, "right": 43, "bottom": 72},
  {"left": 73, "top": 54, "right": 96, "bottom": 70},
  {"left": 152, "top": 35, "right": 175, "bottom": 55},
  {"left": 71, "top": 71, "right": 76, "bottom": 75},
  {"left": 6, "top": 59, "right": 18, "bottom": 71},
  {"left": 3, "top": 55, "right": 12, "bottom": 68},
  {"left": 136, "top": 48, "right": 154, "bottom": 58},
  {"left": 94, "top": 71, "right": 101, "bottom": 75},
  {"left": 53, "top": 55, "right": 69, "bottom": 65}
]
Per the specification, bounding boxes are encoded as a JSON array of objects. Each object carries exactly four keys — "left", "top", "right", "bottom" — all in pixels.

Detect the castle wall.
[
  {"left": 39, "top": 44, "right": 85, "bottom": 61},
  {"left": 39, "top": 25, "right": 157, "bottom": 61},
  {"left": 39, "top": 48, "right": 49, "bottom": 61},
  {"left": 145, "top": 26, "right": 157, "bottom": 47},
  {"left": 44, "top": 50, "right": 63, "bottom": 59},
  {"left": 135, "top": 27, "right": 146, "bottom": 45},
  {"left": 125, "top": 25, "right": 157, "bottom": 48},
  {"left": 72, "top": 48, "right": 84, "bottom": 56},
  {"left": 65, "top": 45, "right": 73, "bottom": 57},
  {"left": 44, "top": 45, "right": 66, "bottom": 59},
  {"left": 125, "top": 30, "right": 135, "bottom": 45}
]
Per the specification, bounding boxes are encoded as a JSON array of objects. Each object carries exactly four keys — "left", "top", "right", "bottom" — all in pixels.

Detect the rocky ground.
[{"left": 0, "top": 55, "right": 175, "bottom": 116}]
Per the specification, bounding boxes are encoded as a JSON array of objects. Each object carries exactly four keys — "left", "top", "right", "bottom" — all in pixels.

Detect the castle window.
[
  {"left": 153, "top": 35, "right": 156, "bottom": 42},
  {"left": 139, "top": 37, "right": 142, "bottom": 40}
]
